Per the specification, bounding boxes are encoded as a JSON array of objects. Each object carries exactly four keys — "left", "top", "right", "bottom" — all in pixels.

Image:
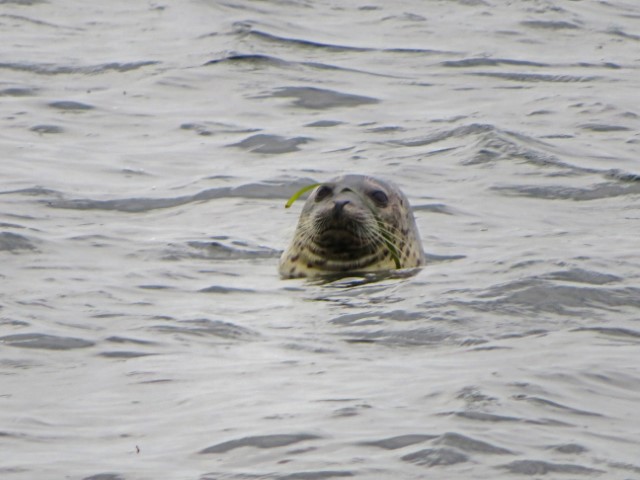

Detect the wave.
[{"left": 0, "top": 61, "right": 158, "bottom": 75}]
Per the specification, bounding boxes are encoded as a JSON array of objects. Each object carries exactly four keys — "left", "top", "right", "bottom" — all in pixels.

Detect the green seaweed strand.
[{"left": 285, "top": 183, "right": 320, "bottom": 208}]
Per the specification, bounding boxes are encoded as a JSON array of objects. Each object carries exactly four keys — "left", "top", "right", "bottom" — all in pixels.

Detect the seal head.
[{"left": 279, "top": 174, "right": 425, "bottom": 278}]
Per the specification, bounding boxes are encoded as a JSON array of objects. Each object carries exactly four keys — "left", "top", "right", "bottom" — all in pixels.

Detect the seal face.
[{"left": 279, "top": 174, "right": 425, "bottom": 278}]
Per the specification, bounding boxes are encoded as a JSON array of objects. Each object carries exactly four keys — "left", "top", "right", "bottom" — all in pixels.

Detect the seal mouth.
[
  {"left": 312, "top": 218, "right": 384, "bottom": 260},
  {"left": 316, "top": 228, "right": 368, "bottom": 249}
]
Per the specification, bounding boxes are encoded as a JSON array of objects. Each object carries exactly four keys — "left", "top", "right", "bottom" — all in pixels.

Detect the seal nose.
[{"left": 333, "top": 199, "right": 350, "bottom": 215}]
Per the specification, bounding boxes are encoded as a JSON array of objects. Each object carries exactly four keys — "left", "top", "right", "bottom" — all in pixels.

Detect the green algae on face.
[{"left": 284, "top": 183, "right": 321, "bottom": 209}]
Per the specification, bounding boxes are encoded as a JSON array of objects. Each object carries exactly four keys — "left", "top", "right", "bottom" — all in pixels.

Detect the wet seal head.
[{"left": 279, "top": 174, "right": 425, "bottom": 279}]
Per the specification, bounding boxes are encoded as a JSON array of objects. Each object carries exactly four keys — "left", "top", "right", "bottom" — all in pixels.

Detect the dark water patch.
[
  {"left": 0, "top": 232, "right": 36, "bottom": 251},
  {"left": 424, "top": 253, "right": 466, "bottom": 263},
  {"left": 98, "top": 351, "right": 156, "bottom": 359},
  {"left": 456, "top": 385, "right": 498, "bottom": 406},
  {"left": 92, "top": 313, "right": 125, "bottom": 319},
  {"left": 0, "top": 222, "right": 27, "bottom": 229},
  {"left": 0, "top": 86, "right": 37, "bottom": 96},
  {"left": 180, "top": 122, "right": 213, "bottom": 136},
  {"left": 30, "top": 124, "right": 64, "bottom": 134},
  {"left": 1, "top": 13, "right": 81, "bottom": 29},
  {"left": 199, "top": 433, "right": 321, "bottom": 454},
  {"left": 170, "top": 240, "right": 279, "bottom": 261},
  {"left": 305, "top": 120, "right": 342, "bottom": 127},
  {"left": 47, "top": 193, "right": 197, "bottom": 212},
  {"left": 120, "top": 167, "right": 151, "bottom": 176},
  {"left": 46, "top": 179, "right": 306, "bottom": 212},
  {"left": 330, "top": 312, "right": 383, "bottom": 327},
  {"left": 48, "top": 100, "right": 94, "bottom": 111},
  {"left": 543, "top": 268, "right": 621, "bottom": 285},
  {"left": 138, "top": 284, "right": 172, "bottom": 290},
  {"left": 587, "top": 62, "right": 621, "bottom": 69},
  {"left": 471, "top": 72, "right": 598, "bottom": 83},
  {"left": 230, "top": 20, "right": 449, "bottom": 54},
  {"left": 521, "top": 20, "right": 580, "bottom": 30},
  {"left": 237, "top": 24, "right": 448, "bottom": 55},
  {"left": 401, "top": 447, "right": 468, "bottom": 466},
  {"left": 514, "top": 395, "right": 602, "bottom": 417},
  {"left": 1, "top": 333, "right": 94, "bottom": 350},
  {"left": 367, "top": 125, "right": 404, "bottom": 134},
  {"left": 0, "top": 358, "right": 39, "bottom": 371},
  {"left": 541, "top": 133, "right": 574, "bottom": 139},
  {"left": 547, "top": 443, "right": 589, "bottom": 454},
  {"left": 528, "top": 109, "right": 554, "bottom": 116},
  {"left": 607, "top": 27, "right": 640, "bottom": 41},
  {"left": 332, "top": 404, "right": 371, "bottom": 417},
  {"left": 82, "top": 474, "right": 125, "bottom": 480},
  {"left": 435, "top": 432, "right": 513, "bottom": 454},
  {"left": 582, "top": 370, "right": 640, "bottom": 392},
  {"left": 606, "top": 169, "right": 640, "bottom": 182},
  {"left": 0, "top": 430, "right": 29, "bottom": 439},
  {"left": 342, "top": 327, "right": 454, "bottom": 346},
  {"left": 579, "top": 123, "right": 631, "bottom": 132},
  {"left": 1, "top": 186, "right": 61, "bottom": 197},
  {"left": 442, "top": 125, "right": 593, "bottom": 172},
  {"left": 361, "top": 434, "right": 437, "bottom": 450},
  {"left": 442, "top": 58, "right": 547, "bottom": 68},
  {"left": 237, "top": 25, "right": 372, "bottom": 53},
  {"left": 276, "top": 471, "right": 354, "bottom": 480},
  {"left": 0, "top": 0, "right": 46, "bottom": 4},
  {"left": 497, "top": 329, "right": 548, "bottom": 340},
  {"left": 495, "top": 181, "right": 640, "bottom": 200},
  {"left": 151, "top": 319, "right": 257, "bottom": 340},
  {"left": 199, "top": 285, "right": 255, "bottom": 294},
  {"left": 573, "top": 326, "right": 640, "bottom": 341},
  {"left": 206, "top": 53, "right": 403, "bottom": 79},
  {"left": 462, "top": 338, "right": 490, "bottom": 347},
  {"left": 464, "top": 279, "right": 640, "bottom": 315},
  {"left": 180, "top": 122, "right": 259, "bottom": 137},
  {"left": 228, "top": 133, "right": 312, "bottom": 153},
  {"left": 0, "top": 318, "right": 30, "bottom": 327},
  {"left": 265, "top": 87, "right": 379, "bottom": 110},
  {"left": 200, "top": 472, "right": 352, "bottom": 480},
  {"left": 0, "top": 61, "right": 158, "bottom": 75},
  {"left": 379, "top": 310, "right": 424, "bottom": 322},
  {"left": 106, "top": 336, "right": 157, "bottom": 346},
  {"left": 606, "top": 461, "right": 640, "bottom": 475},
  {"left": 497, "top": 460, "right": 604, "bottom": 475},
  {"left": 389, "top": 123, "right": 536, "bottom": 156},
  {"left": 454, "top": 411, "right": 522, "bottom": 423},
  {"left": 451, "top": 408, "right": 577, "bottom": 427},
  {"left": 205, "top": 53, "right": 293, "bottom": 68}
]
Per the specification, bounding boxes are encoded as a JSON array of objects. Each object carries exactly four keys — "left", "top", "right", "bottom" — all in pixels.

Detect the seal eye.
[
  {"left": 315, "top": 185, "right": 333, "bottom": 202},
  {"left": 370, "top": 190, "right": 389, "bottom": 206}
]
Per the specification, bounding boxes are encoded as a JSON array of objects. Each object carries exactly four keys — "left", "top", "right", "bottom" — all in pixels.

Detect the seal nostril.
[{"left": 333, "top": 199, "right": 350, "bottom": 214}]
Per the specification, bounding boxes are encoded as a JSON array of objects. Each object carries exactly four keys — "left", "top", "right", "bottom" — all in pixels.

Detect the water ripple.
[
  {"left": 0, "top": 61, "right": 158, "bottom": 75},
  {"left": 199, "top": 433, "right": 321, "bottom": 454}
]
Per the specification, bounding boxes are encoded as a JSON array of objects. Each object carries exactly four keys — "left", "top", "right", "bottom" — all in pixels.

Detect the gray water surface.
[{"left": 1, "top": 1, "right": 640, "bottom": 479}]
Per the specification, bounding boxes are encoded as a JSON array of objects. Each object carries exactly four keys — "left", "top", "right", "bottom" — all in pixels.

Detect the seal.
[{"left": 279, "top": 174, "right": 425, "bottom": 278}]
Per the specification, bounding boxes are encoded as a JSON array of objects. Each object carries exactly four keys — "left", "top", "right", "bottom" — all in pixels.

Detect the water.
[{"left": 1, "top": 0, "right": 639, "bottom": 478}]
